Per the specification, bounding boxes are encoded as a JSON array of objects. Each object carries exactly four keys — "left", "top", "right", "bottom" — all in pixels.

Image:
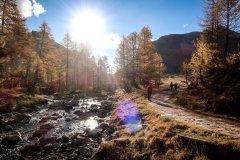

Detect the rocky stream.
[{"left": 0, "top": 92, "right": 115, "bottom": 160}]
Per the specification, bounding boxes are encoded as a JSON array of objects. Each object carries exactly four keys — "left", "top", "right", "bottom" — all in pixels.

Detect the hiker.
[
  {"left": 174, "top": 82, "right": 178, "bottom": 91},
  {"left": 147, "top": 83, "right": 153, "bottom": 101},
  {"left": 170, "top": 82, "right": 173, "bottom": 91}
]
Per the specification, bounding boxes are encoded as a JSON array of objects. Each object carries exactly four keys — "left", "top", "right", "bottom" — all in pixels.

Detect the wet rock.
[
  {"left": 89, "top": 105, "right": 98, "bottom": 113},
  {"left": 69, "top": 152, "right": 78, "bottom": 159},
  {"left": 4, "top": 125, "right": 13, "bottom": 131},
  {"left": 15, "top": 113, "right": 32, "bottom": 123},
  {"left": 20, "top": 144, "right": 40, "bottom": 155},
  {"left": 96, "top": 118, "right": 105, "bottom": 123},
  {"left": 61, "top": 135, "right": 70, "bottom": 143},
  {"left": 85, "top": 128, "right": 102, "bottom": 138},
  {"left": 107, "top": 96, "right": 113, "bottom": 101},
  {"left": 73, "top": 110, "right": 83, "bottom": 116},
  {"left": 71, "top": 137, "right": 86, "bottom": 146},
  {"left": 91, "top": 104, "right": 98, "bottom": 108},
  {"left": 101, "top": 100, "right": 112, "bottom": 110},
  {"left": 40, "top": 123, "right": 54, "bottom": 130},
  {"left": 98, "top": 109, "right": 109, "bottom": 118},
  {"left": 52, "top": 113, "right": 59, "bottom": 117},
  {"left": 0, "top": 119, "right": 5, "bottom": 126},
  {"left": 65, "top": 117, "right": 72, "bottom": 122},
  {"left": 82, "top": 102, "right": 89, "bottom": 106},
  {"left": 32, "top": 123, "right": 54, "bottom": 137},
  {"left": 59, "top": 143, "right": 68, "bottom": 152},
  {"left": 97, "top": 97, "right": 106, "bottom": 101},
  {"left": 105, "top": 126, "right": 115, "bottom": 135},
  {"left": 43, "top": 143, "right": 54, "bottom": 151},
  {"left": 39, "top": 117, "right": 51, "bottom": 123},
  {"left": 99, "top": 123, "right": 109, "bottom": 130},
  {"left": 51, "top": 116, "right": 59, "bottom": 120},
  {"left": 38, "top": 137, "right": 56, "bottom": 146},
  {"left": 69, "top": 100, "right": 79, "bottom": 107},
  {"left": 2, "top": 133, "right": 22, "bottom": 145}
]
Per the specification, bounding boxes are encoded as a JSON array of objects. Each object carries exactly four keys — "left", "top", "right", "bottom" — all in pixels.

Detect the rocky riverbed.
[{"left": 0, "top": 92, "right": 115, "bottom": 160}]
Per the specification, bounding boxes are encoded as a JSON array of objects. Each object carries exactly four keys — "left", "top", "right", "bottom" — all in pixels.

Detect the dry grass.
[
  {"left": 0, "top": 88, "right": 46, "bottom": 113},
  {"left": 93, "top": 90, "right": 240, "bottom": 160},
  {"left": 193, "top": 155, "right": 209, "bottom": 160}
]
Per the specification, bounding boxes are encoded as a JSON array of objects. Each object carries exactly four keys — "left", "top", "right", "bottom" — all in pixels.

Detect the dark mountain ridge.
[
  {"left": 153, "top": 32, "right": 201, "bottom": 73},
  {"left": 154, "top": 29, "right": 240, "bottom": 74}
]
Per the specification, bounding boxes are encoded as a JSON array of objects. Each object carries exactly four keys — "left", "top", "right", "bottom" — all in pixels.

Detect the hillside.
[{"left": 154, "top": 32, "right": 201, "bottom": 73}]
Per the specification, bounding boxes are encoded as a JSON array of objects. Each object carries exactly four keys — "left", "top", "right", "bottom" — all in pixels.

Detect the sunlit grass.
[{"left": 96, "top": 90, "right": 240, "bottom": 160}]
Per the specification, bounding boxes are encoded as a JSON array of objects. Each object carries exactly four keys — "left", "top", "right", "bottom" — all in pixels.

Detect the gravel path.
[{"left": 150, "top": 91, "right": 240, "bottom": 138}]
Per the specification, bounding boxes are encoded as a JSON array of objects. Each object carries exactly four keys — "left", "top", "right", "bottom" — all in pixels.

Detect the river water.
[{"left": 0, "top": 93, "right": 114, "bottom": 160}]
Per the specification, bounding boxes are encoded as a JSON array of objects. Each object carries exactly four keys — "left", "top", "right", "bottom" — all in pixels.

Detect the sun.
[{"left": 70, "top": 9, "right": 105, "bottom": 45}]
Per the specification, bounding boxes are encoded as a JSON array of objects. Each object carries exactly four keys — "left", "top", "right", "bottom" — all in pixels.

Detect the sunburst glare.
[{"left": 70, "top": 9, "right": 106, "bottom": 45}]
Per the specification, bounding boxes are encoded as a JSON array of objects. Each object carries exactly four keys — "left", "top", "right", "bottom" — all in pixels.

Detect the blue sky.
[{"left": 18, "top": 0, "right": 204, "bottom": 68}]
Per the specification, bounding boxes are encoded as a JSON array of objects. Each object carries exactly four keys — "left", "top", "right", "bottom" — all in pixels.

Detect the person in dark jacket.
[
  {"left": 174, "top": 82, "right": 178, "bottom": 91},
  {"left": 170, "top": 82, "right": 173, "bottom": 91},
  {"left": 147, "top": 83, "right": 153, "bottom": 101}
]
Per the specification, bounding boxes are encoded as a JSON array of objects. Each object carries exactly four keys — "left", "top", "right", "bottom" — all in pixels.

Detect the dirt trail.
[{"left": 150, "top": 91, "right": 240, "bottom": 138}]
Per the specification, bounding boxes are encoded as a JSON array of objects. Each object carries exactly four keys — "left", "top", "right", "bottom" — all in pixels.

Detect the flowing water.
[{"left": 0, "top": 94, "right": 114, "bottom": 160}]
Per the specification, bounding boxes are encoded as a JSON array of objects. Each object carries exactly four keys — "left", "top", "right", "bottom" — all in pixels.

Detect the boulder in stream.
[
  {"left": 98, "top": 109, "right": 109, "bottom": 118},
  {"left": 85, "top": 128, "right": 102, "bottom": 138},
  {"left": 38, "top": 136, "right": 56, "bottom": 146},
  {"left": 14, "top": 113, "right": 32, "bottom": 123},
  {"left": 99, "top": 122, "right": 109, "bottom": 131},
  {"left": 2, "top": 132, "right": 22, "bottom": 145},
  {"left": 69, "top": 100, "right": 79, "bottom": 107},
  {"left": 20, "top": 143, "right": 40, "bottom": 155},
  {"left": 32, "top": 123, "right": 54, "bottom": 137}
]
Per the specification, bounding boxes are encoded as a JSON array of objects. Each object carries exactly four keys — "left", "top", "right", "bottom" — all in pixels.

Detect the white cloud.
[
  {"left": 16, "top": 0, "right": 45, "bottom": 18},
  {"left": 183, "top": 23, "right": 189, "bottom": 28},
  {"left": 32, "top": 0, "right": 46, "bottom": 17},
  {"left": 17, "top": 0, "right": 33, "bottom": 18}
]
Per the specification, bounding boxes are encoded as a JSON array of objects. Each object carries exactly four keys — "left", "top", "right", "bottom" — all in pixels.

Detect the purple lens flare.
[{"left": 116, "top": 99, "right": 142, "bottom": 134}]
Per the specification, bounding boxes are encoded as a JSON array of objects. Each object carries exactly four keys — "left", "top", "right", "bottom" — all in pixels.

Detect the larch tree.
[
  {"left": 153, "top": 53, "right": 166, "bottom": 86},
  {"left": 189, "top": 39, "right": 213, "bottom": 83},
  {"left": 138, "top": 26, "right": 157, "bottom": 84},
  {"left": 116, "top": 36, "right": 128, "bottom": 88},
  {"left": 219, "top": 0, "right": 240, "bottom": 61},
  {"left": 63, "top": 33, "right": 71, "bottom": 90},
  {"left": 127, "top": 32, "right": 139, "bottom": 87},
  {"left": 32, "top": 21, "right": 56, "bottom": 92},
  {"left": 0, "top": 0, "right": 32, "bottom": 88}
]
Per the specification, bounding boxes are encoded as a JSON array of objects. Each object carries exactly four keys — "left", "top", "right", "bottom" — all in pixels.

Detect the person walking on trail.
[
  {"left": 147, "top": 83, "right": 153, "bottom": 101},
  {"left": 170, "top": 82, "right": 173, "bottom": 91},
  {"left": 174, "top": 82, "right": 178, "bottom": 91}
]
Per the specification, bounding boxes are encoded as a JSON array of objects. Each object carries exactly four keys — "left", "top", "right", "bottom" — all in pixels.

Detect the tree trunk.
[
  {"left": 1, "top": 0, "right": 7, "bottom": 34},
  {"left": 223, "top": 0, "right": 230, "bottom": 62}
]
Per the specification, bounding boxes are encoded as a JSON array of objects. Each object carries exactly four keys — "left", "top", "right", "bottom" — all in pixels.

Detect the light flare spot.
[{"left": 116, "top": 99, "right": 142, "bottom": 134}]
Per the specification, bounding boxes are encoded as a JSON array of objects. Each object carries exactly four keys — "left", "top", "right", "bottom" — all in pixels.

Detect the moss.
[{"left": 17, "top": 94, "right": 46, "bottom": 108}]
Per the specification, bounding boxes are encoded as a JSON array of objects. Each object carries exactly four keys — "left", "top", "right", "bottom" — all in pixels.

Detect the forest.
[
  {"left": 0, "top": 0, "right": 240, "bottom": 160},
  {"left": 0, "top": 1, "right": 112, "bottom": 96}
]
